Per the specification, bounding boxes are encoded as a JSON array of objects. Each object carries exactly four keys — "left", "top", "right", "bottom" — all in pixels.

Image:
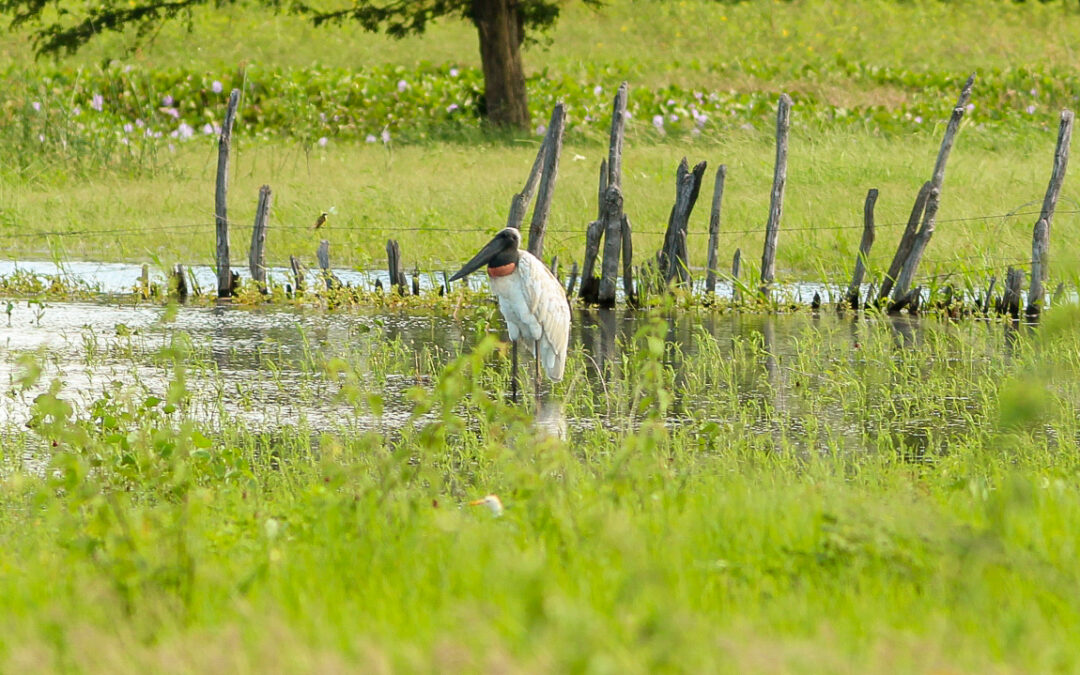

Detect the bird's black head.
[{"left": 448, "top": 228, "right": 521, "bottom": 281}]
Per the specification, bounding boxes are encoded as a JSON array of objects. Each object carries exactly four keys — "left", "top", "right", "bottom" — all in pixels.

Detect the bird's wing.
[{"left": 518, "top": 251, "right": 571, "bottom": 380}]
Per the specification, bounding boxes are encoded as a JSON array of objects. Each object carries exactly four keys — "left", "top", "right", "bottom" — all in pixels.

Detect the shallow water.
[{"left": 0, "top": 297, "right": 1018, "bottom": 464}]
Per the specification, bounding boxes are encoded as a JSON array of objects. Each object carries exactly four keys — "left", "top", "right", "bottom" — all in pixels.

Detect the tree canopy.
[{"left": 2, "top": 0, "right": 600, "bottom": 128}]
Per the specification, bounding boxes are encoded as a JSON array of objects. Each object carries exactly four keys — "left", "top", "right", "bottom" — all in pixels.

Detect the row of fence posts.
[{"left": 183, "top": 79, "right": 1071, "bottom": 321}]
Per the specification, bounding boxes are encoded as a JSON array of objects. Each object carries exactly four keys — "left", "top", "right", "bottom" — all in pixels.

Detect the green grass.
[
  {"left": 2, "top": 123, "right": 1077, "bottom": 284},
  {"left": 2, "top": 304, "right": 1080, "bottom": 672}
]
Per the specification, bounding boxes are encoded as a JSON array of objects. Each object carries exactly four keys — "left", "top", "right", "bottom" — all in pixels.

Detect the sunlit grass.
[{"left": 1, "top": 303, "right": 1079, "bottom": 672}]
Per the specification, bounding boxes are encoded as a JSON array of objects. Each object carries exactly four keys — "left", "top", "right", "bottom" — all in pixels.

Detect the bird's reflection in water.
[{"left": 533, "top": 399, "right": 567, "bottom": 440}]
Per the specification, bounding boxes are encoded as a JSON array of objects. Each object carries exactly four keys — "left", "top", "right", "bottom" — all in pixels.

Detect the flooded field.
[{"left": 0, "top": 296, "right": 1042, "bottom": 457}]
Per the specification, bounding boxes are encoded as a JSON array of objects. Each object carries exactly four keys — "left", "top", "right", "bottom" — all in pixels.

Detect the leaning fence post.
[
  {"left": 891, "top": 74, "right": 975, "bottom": 307},
  {"left": 705, "top": 165, "right": 726, "bottom": 295},
  {"left": 847, "top": 188, "right": 878, "bottom": 309},
  {"left": 1026, "top": 218, "right": 1049, "bottom": 318},
  {"left": 566, "top": 261, "right": 579, "bottom": 297},
  {"left": 215, "top": 89, "right": 241, "bottom": 298},
  {"left": 527, "top": 103, "right": 566, "bottom": 258},
  {"left": 506, "top": 134, "right": 548, "bottom": 232},
  {"left": 760, "top": 93, "right": 791, "bottom": 296},
  {"left": 879, "top": 181, "right": 931, "bottom": 303},
  {"left": 1026, "top": 109, "right": 1074, "bottom": 317},
  {"left": 249, "top": 185, "right": 272, "bottom": 293}
]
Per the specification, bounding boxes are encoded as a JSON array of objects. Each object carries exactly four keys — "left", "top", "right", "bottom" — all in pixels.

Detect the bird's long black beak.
[{"left": 449, "top": 235, "right": 504, "bottom": 282}]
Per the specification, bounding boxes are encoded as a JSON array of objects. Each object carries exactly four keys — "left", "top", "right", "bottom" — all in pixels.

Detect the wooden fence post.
[
  {"left": 386, "top": 239, "right": 406, "bottom": 295},
  {"left": 732, "top": 248, "right": 742, "bottom": 305},
  {"left": 608, "top": 83, "right": 627, "bottom": 191},
  {"left": 249, "top": 184, "right": 271, "bottom": 293},
  {"left": 412, "top": 265, "right": 420, "bottom": 296},
  {"left": 215, "top": 89, "right": 241, "bottom": 298},
  {"left": 172, "top": 264, "right": 188, "bottom": 303},
  {"left": 1003, "top": 266, "right": 1023, "bottom": 320},
  {"left": 878, "top": 181, "right": 931, "bottom": 303},
  {"left": 527, "top": 103, "right": 566, "bottom": 258},
  {"left": 598, "top": 185, "right": 625, "bottom": 307},
  {"left": 290, "top": 255, "right": 306, "bottom": 295},
  {"left": 660, "top": 158, "right": 707, "bottom": 286},
  {"left": 846, "top": 188, "right": 878, "bottom": 309},
  {"left": 891, "top": 74, "right": 975, "bottom": 307},
  {"left": 506, "top": 134, "right": 548, "bottom": 231},
  {"left": 1026, "top": 218, "right": 1049, "bottom": 318},
  {"left": 621, "top": 214, "right": 636, "bottom": 307},
  {"left": 1026, "top": 109, "right": 1074, "bottom": 317},
  {"left": 566, "top": 261, "right": 579, "bottom": 297},
  {"left": 760, "top": 93, "right": 792, "bottom": 295},
  {"left": 317, "top": 239, "right": 341, "bottom": 290},
  {"left": 705, "top": 164, "right": 727, "bottom": 295}
]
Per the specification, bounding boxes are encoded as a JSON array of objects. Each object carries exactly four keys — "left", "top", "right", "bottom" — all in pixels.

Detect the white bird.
[
  {"left": 469, "top": 494, "right": 504, "bottom": 517},
  {"left": 449, "top": 228, "right": 570, "bottom": 399}
]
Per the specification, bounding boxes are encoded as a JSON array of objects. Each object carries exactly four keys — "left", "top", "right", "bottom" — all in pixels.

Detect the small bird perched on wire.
[
  {"left": 311, "top": 211, "right": 329, "bottom": 230},
  {"left": 469, "top": 494, "right": 504, "bottom": 517}
]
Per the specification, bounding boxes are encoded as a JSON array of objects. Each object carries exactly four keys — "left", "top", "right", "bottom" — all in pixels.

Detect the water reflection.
[{"left": 0, "top": 300, "right": 1026, "bottom": 458}]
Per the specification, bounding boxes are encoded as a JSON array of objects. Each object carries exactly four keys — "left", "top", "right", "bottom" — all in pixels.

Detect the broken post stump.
[{"left": 249, "top": 184, "right": 272, "bottom": 293}]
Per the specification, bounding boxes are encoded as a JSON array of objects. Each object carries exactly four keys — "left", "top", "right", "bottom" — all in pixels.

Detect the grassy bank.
[
  {"left": 2, "top": 125, "right": 1077, "bottom": 284},
  {"left": 1, "top": 0, "right": 1077, "bottom": 288}
]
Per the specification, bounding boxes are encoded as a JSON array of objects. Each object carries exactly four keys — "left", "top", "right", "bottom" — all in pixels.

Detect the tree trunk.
[{"left": 472, "top": 0, "right": 530, "bottom": 129}]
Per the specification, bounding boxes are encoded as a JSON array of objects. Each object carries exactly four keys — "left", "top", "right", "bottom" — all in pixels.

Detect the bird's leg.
[
  {"left": 534, "top": 339, "right": 541, "bottom": 402},
  {"left": 511, "top": 339, "right": 519, "bottom": 403}
]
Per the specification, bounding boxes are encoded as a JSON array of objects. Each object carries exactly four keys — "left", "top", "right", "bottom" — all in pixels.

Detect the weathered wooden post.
[
  {"left": 731, "top": 248, "right": 742, "bottom": 305},
  {"left": 598, "top": 186, "right": 625, "bottom": 308},
  {"left": 878, "top": 181, "right": 931, "bottom": 303},
  {"left": 317, "top": 239, "right": 341, "bottom": 290},
  {"left": 596, "top": 84, "right": 628, "bottom": 306},
  {"left": 527, "top": 103, "right": 565, "bottom": 258},
  {"left": 172, "top": 264, "right": 188, "bottom": 303},
  {"left": 386, "top": 239, "right": 407, "bottom": 295},
  {"left": 248, "top": 185, "right": 272, "bottom": 293},
  {"left": 621, "top": 215, "right": 636, "bottom": 307},
  {"left": 846, "top": 188, "right": 878, "bottom": 309},
  {"left": 1003, "top": 266, "right": 1023, "bottom": 320},
  {"left": 659, "top": 158, "right": 707, "bottom": 286},
  {"left": 891, "top": 74, "right": 975, "bottom": 309},
  {"left": 566, "top": 261, "right": 579, "bottom": 297},
  {"left": 289, "top": 255, "right": 306, "bottom": 295},
  {"left": 506, "top": 134, "right": 547, "bottom": 231},
  {"left": 760, "top": 93, "right": 791, "bottom": 296},
  {"left": 412, "top": 265, "right": 420, "bottom": 296},
  {"left": 140, "top": 264, "right": 150, "bottom": 299},
  {"left": 705, "top": 165, "right": 727, "bottom": 296},
  {"left": 215, "top": 89, "right": 241, "bottom": 298},
  {"left": 1026, "top": 109, "right": 1074, "bottom": 318}
]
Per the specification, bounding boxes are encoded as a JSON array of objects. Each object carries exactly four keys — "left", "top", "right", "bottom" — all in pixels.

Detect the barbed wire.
[{"left": 0, "top": 208, "right": 1074, "bottom": 243}]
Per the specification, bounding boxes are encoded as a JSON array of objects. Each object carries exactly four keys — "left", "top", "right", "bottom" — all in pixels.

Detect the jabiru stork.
[{"left": 449, "top": 228, "right": 570, "bottom": 400}]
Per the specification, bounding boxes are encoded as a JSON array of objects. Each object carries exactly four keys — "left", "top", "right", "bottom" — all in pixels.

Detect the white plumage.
[
  {"left": 448, "top": 228, "right": 571, "bottom": 390},
  {"left": 488, "top": 250, "right": 570, "bottom": 380}
]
